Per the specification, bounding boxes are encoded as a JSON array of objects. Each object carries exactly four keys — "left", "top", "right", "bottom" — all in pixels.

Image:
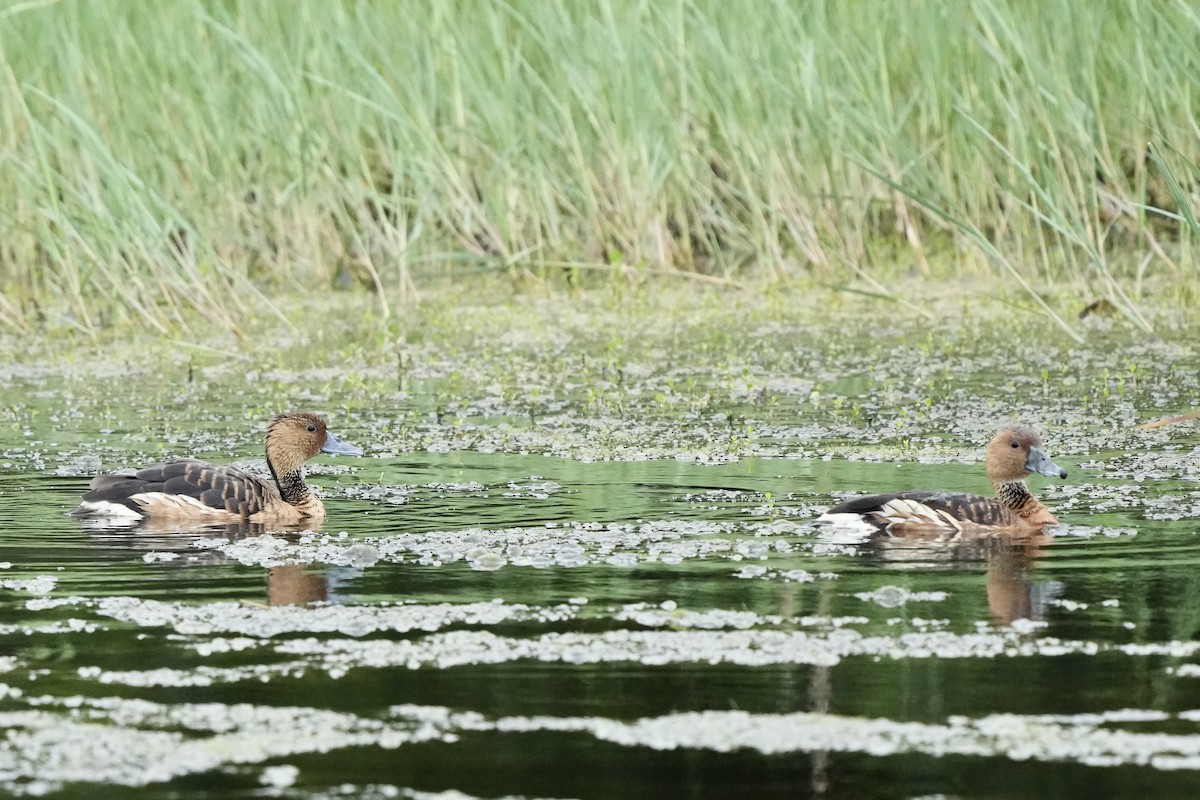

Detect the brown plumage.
[
  {"left": 815, "top": 426, "right": 1068, "bottom": 536},
  {"left": 71, "top": 413, "right": 362, "bottom": 523}
]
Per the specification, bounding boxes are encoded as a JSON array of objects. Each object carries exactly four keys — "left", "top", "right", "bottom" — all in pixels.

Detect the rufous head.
[
  {"left": 985, "top": 426, "right": 1067, "bottom": 485},
  {"left": 265, "top": 412, "right": 362, "bottom": 476}
]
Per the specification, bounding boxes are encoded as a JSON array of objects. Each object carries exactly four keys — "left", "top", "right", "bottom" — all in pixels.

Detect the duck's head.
[
  {"left": 985, "top": 426, "right": 1068, "bottom": 484},
  {"left": 265, "top": 412, "right": 363, "bottom": 475}
]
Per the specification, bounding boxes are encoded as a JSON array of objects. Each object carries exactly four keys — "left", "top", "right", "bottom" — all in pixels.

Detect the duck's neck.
[
  {"left": 267, "top": 451, "right": 312, "bottom": 507},
  {"left": 273, "top": 467, "right": 311, "bottom": 506},
  {"left": 994, "top": 479, "right": 1042, "bottom": 518}
]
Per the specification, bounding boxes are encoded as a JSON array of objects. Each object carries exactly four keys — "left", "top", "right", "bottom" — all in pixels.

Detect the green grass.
[{"left": 1, "top": 0, "right": 1199, "bottom": 334}]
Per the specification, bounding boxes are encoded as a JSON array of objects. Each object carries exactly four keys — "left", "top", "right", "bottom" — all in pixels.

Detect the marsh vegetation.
[{"left": 2, "top": 1, "right": 1200, "bottom": 335}]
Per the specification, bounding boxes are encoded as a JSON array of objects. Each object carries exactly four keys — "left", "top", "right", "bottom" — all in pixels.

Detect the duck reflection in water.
[
  {"left": 74, "top": 517, "right": 338, "bottom": 607},
  {"left": 792, "top": 533, "right": 1060, "bottom": 800},
  {"left": 866, "top": 534, "right": 1063, "bottom": 626}
]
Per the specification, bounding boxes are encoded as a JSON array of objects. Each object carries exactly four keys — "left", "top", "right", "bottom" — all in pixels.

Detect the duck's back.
[
  {"left": 74, "top": 458, "right": 278, "bottom": 520},
  {"left": 819, "top": 490, "right": 1019, "bottom": 534}
]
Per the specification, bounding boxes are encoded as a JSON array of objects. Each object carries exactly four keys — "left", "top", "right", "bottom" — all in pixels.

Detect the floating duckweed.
[
  {"left": 856, "top": 587, "right": 949, "bottom": 608},
  {"left": 192, "top": 519, "right": 754, "bottom": 574},
  {"left": 614, "top": 605, "right": 770, "bottom": 631},
  {"left": 24, "top": 597, "right": 84, "bottom": 611},
  {"left": 731, "top": 566, "right": 821, "bottom": 583},
  {"left": 49, "top": 614, "right": 1190, "bottom": 690},
  {"left": 503, "top": 479, "right": 563, "bottom": 498},
  {"left": 54, "top": 454, "right": 102, "bottom": 476},
  {"left": 469, "top": 551, "right": 507, "bottom": 571},
  {"left": 1053, "top": 525, "right": 1139, "bottom": 538},
  {"left": 87, "top": 596, "right": 580, "bottom": 638},
  {"left": 233, "top": 627, "right": 1200, "bottom": 675},
  {"left": 735, "top": 541, "right": 770, "bottom": 559},
  {"left": 0, "top": 696, "right": 452, "bottom": 793},
  {"left": 1053, "top": 599, "right": 1090, "bottom": 612},
  {"left": 76, "top": 663, "right": 304, "bottom": 688},
  {"left": 0, "top": 576, "right": 57, "bottom": 596},
  {"left": 259, "top": 764, "right": 299, "bottom": 788},
  {"left": 343, "top": 544, "right": 381, "bottom": 569}
]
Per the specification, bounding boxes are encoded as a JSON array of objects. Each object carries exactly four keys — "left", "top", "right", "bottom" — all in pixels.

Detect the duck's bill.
[
  {"left": 321, "top": 431, "right": 363, "bottom": 457},
  {"left": 1026, "top": 445, "right": 1067, "bottom": 479}
]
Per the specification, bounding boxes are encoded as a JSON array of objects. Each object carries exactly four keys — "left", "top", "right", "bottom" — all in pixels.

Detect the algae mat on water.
[{"left": 1, "top": 284, "right": 1200, "bottom": 798}]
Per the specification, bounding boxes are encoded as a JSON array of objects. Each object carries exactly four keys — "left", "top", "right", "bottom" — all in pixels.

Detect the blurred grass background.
[{"left": 1, "top": 0, "right": 1199, "bottom": 334}]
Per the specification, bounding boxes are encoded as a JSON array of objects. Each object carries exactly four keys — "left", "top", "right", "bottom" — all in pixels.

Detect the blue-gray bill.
[
  {"left": 1026, "top": 445, "right": 1067, "bottom": 479},
  {"left": 321, "top": 432, "right": 363, "bottom": 457}
]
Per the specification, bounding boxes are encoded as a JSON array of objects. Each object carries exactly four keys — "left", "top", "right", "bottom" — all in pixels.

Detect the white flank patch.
[
  {"left": 70, "top": 501, "right": 143, "bottom": 520},
  {"left": 72, "top": 493, "right": 234, "bottom": 522}
]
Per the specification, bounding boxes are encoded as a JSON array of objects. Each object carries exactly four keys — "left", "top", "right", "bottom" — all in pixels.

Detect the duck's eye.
[
  {"left": 307, "top": 424, "right": 317, "bottom": 433},
  {"left": 1010, "top": 440, "right": 1019, "bottom": 448}
]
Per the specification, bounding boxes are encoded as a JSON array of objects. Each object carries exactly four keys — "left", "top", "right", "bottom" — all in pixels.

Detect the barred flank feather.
[
  {"left": 821, "top": 490, "right": 1018, "bottom": 534},
  {"left": 80, "top": 459, "right": 274, "bottom": 518}
]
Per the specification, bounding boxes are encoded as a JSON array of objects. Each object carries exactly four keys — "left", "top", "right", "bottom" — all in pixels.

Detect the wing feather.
[
  {"left": 822, "top": 490, "right": 1014, "bottom": 532},
  {"left": 78, "top": 458, "right": 276, "bottom": 517}
]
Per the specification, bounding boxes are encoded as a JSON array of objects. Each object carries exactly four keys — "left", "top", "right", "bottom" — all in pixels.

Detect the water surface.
[{"left": 1, "top": 292, "right": 1199, "bottom": 798}]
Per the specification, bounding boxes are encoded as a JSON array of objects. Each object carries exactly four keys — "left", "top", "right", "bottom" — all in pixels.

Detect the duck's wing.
[
  {"left": 818, "top": 490, "right": 1012, "bottom": 533},
  {"left": 74, "top": 459, "right": 278, "bottom": 519}
]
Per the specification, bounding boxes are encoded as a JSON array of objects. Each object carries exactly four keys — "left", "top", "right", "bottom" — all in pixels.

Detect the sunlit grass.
[{"left": 1, "top": 0, "right": 1198, "bottom": 333}]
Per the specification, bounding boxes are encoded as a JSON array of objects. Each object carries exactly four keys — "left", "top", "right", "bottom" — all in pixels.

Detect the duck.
[
  {"left": 71, "top": 412, "right": 362, "bottom": 523},
  {"left": 815, "top": 426, "right": 1068, "bottom": 535}
]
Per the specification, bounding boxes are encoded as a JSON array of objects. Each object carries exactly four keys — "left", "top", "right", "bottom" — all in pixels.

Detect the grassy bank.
[{"left": 1, "top": 0, "right": 1199, "bottom": 334}]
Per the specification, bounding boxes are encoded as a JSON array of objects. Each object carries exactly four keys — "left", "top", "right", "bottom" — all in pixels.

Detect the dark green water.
[{"left": 2, "top": 295, "right": 1200, "bottom": 798}]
